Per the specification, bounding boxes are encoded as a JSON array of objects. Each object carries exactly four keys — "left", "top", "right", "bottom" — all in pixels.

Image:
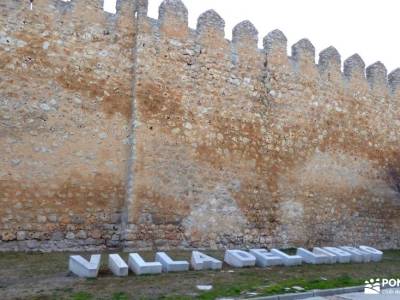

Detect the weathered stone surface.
[{"left": 0, "top": 0, "right": 134, "bottom": 251}]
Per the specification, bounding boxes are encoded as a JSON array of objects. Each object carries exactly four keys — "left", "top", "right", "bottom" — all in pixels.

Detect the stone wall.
[
  {"left": 1, "top": 0, "right": 400, "bottom": 251},
  {"left": 0, "top": 0, "right": 136, "bottom": 251}
]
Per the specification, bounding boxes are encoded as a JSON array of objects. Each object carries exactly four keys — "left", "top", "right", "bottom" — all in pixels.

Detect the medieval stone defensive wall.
[{"left": 1, "top": 0, "right": 400, "bottom": 252}]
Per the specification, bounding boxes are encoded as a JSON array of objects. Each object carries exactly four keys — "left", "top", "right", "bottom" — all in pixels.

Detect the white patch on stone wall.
[
  {"left": 280, "top": 200, "right": 304, "bottom": 219},
  {"left": 295, "top": 150, "right": 400, "bottom": 200},
  {"left": 103, "top": 0, "right": 117, "bottom": 14},
  {"left": 278, "top": 199, "right": 305, "bottom": 247},
  {"left": 276, "top": 150, "right": 400, "bottom": 247},
  {"left": 294, "top": 150, "right": 373, "bottom": 190},
  {"left": 182, "top": 184, "right": 246, "bottom": 245},
  {"left": 0, "top": 34, "right": 27, "bottom": 49}
]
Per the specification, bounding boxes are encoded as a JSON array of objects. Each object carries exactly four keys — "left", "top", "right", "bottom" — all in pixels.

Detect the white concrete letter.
[
  {"left": 249, "top": 249, "right": 283, "bottom": 267},
  {"left": 108, "top": 254, "right": 128, "bottom": 276},
  {"left": 313, "top": 247, "right": 337, "bottom": 264},
  {"left": 340, "top": 246, "right": 371, "bottom": 262},
  {"left": 296, "top": 248, "right": 328, "bottom": 264},
  {"left": 323, "top": 247, "right": 351, "bottom": 263},
  {"left": 359, "top": 245, "right": 383, "bottom": 262},
  {"left": 224, "top": 250, "right": 256, "bottom": 268},
  {"left": 69, "top": 255, "right": 101, "bottom": 278},
  {"left": 128, "top": 253, "right": 162, "bottom": 275},
  {"left": 271, "top": 249, "right": 302, "bottom": 266},
  {"left": 103, "top": 0, "right": 117, "bottom": 14},
  {"left": 155, "top": 252, "right": 189, "bottom": 272},
  {"left": 191, "top": 251, "right": 222, "bottom": 270}
]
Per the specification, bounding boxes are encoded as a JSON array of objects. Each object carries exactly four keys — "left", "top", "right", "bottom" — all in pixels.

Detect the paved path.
[{"left": 304, "top": 288, "right": 399, "bottom": 300}]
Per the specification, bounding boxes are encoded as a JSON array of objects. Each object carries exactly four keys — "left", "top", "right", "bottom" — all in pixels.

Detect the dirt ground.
[{"left": 0, "top": 250, "right": 399, "bottom": 300}]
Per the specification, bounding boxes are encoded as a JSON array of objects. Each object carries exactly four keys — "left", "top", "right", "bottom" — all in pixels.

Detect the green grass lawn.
[{"left": 0, "top": 249, "right": 399, "bottom": 300}]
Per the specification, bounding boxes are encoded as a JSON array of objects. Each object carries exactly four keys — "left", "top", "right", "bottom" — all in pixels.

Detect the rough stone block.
[
  {"left": 249, "top": 249, "right": 283, "bottom": 267},
  {"left": 359, "top": 245, "right": 383, "bottom": 262},
  {"left": 155, "top": 252, "right": 189, "bottom": 272},
  {"left": 69, "top": 254, "right": 101, "bottom": 278},
  {"left": 108, "top": 254, "right": 128, "bottom": 277},
  {"left": 313, "top": 247, "right": 337, "bottom": 264},
  {"left": 224, "top": 250, "right": 256, "bottom": 268},
  {"left": 191, "top": 251, "right": 222, "bottom": 270},
  {"left": 296, "top": 247, "right": 328, "bottom": 264},
  {"left": 128, "top": 253, "right": 162, "bottom": 275},
  {"left": 270, "top": 249, "right": 302, "bottom": 266},
  {"left": 323, "top": 247, "right": 351, "bottom": 263}
]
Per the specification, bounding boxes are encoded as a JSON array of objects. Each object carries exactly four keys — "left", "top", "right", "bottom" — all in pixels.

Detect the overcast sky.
[{"left": 143, "top": 0, "right": 399, "bottom": 73}]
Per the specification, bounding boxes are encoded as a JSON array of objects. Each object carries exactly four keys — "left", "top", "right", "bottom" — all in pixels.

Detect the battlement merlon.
[
  {"left": 196, "top": 9, "right": 225, "bottom": 39},
  {"left": 158, "top": 0, "right": 188, "bottom": 38},
  {"left": 366, "top": 61, "right": 388, "bottom": 95},
  {"left": 128, "top": 0, "right": 398, "bottom": 98},
  {"left": 318, "top": 46, "right": 341, "bottom": 82},
  {"left": 389, "top": 68, "right": 400, "bottom": 95},
  {"left": 232, "top": 20, "right": 258, "bottom": 50},
  {"left": 263, "top": 29, "right": 289, "bottom": 66},
  {"left": 39, "top": 0, "right": 399, "bottom": 99},
  {"left": 135, "top": 0, "right": 148, "bottom": 16},
  {"left": 291, "top": 39, "right": 315, "bottom": 65}
]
